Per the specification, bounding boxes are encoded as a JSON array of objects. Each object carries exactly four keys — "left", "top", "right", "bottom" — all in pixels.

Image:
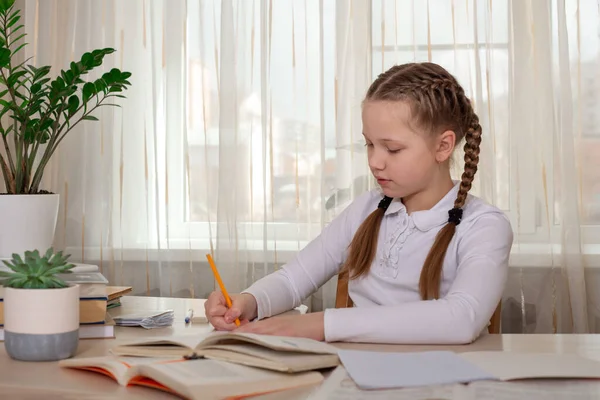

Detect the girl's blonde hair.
[{"left": 341, "top": 62, "right": 482, "bottom": 300}]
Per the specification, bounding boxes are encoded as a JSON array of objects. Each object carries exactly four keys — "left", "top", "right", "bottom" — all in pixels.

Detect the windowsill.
[{"left": 66, "top": 241, "right": 600, "bottom": 268}]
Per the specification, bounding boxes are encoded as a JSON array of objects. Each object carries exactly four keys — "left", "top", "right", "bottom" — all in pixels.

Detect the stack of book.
[{"left": 107, "top": 286, "right": 132, "bottom": 309}]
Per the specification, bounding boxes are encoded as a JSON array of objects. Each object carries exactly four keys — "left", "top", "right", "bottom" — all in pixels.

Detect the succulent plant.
[{"left": 0, "top": 247, "right": 75, "bottom": 288}]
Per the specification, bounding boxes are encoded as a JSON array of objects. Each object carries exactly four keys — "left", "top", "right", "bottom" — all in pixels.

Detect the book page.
[
  {"left": 306, "top": 366, "right": 464, "bottom": 400},
  {"left": 460, "top": 352, "right": 600, "bottom": 381},
  {"left": 201, "top": 343, "right": 339, "bottom": 372},
  {"left": 59, "top": 355, "right": 175, "bottom": 386},
  {"left": 199, "top": 332, "right": 338, "bottom": 354},
  {"left": 140, "top": 358, "right": 324, "bottom": 400},
  {"left": 111, "top": 333, "right": 207, "bottom": 357},
  {"left": 59, "top": 356, "right": 133, "bottom": 385}
]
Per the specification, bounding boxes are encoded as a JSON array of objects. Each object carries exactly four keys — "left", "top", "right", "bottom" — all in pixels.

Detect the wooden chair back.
[{"left": 335, "top": 271, "right": 502, "bottom": 334}]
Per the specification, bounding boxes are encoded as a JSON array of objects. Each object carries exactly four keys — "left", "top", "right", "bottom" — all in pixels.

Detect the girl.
[{"left": 204, "top": 62, "right": 513, "bottom": 344}]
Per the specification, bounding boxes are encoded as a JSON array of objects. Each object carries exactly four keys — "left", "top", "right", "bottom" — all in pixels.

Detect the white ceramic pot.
[
  {"left": 0, "top": 194, "right": 59, "bottom": 258},
  {"left": 3, "top": 284, "right": 80, "bottom": 361}
]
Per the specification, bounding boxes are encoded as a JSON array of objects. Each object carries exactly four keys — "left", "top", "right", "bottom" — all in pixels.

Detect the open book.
[
  {"left": 110, "top": 332, "right": 340, "bottom": 373},
  {"left": 59, "top": 355, "right": 324, "bottom": 400}
]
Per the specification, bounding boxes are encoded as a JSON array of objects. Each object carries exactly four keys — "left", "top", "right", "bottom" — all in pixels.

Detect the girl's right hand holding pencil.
[{"left": 205, "top": 291, "right": 257, "bottom": 330}]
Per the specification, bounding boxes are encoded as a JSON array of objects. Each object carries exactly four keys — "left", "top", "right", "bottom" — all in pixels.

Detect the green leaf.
[
  {"left": 11, "top": 41, "right": 27, "bottom": 56},
  {"left": 40, "top": 117, "right": 54, "bottom": 130},
  {"left": 44, "top": 247, "right": 54, "bottom": 260},
  {"left": 34, "top": 66, "right": 51, "bottom": 79},
  {"left": 70, "top": 61, "right": 80, "bottom": 74},
  {"left": 0, "top": 47, "right": 11, "bottom": 68},
  {"left": 81, "top": 52, "right": 93, "bottom": 68},
  {"left": 62, "top": 69, "right": 74, "bottom": 84},
  {"left": 42, "top": 264, "right": 72, "bottom": 277},
  {"left": 101, "top": 71, "right": 114, "bottom": 84},
  {"left": 9, "top": 253, "right": 24, "bottom": 265},
  {"left": 67, "top": 94, "right": 79, "bottom": 116},
  {"left": 82, "top": 82, "right": 95, "bottom": 103},
  {"left": 7, "top": 262, "right": 28, "bottom": 275},
  {"left": 0, "top": 0, "right": 15, "bottom": 13},
  {"left": 8, "top": 29, "right": 25, "bottom": 43},
  {"left": 82, "top": 115, "right": 98, "bottom": 121},
  {"left": 109, "top": 68, "right": 121, "bottom": 80},
  {"left": 7, "top": 69, "right": 27, "bottom": 87},
  {"left": 94, "top": 78, "right": 107, "bottom": 93},
  {"left": 6, "top": 277, "right": 28, "bottom": 288},
  {"left": 6, "top": 15, "right": 21, "bottom": 28},
  {"left": 46, "top": 276, "right": 67, "bottom": 288}
]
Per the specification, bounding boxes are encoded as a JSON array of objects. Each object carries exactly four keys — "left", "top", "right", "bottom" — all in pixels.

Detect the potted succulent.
[
  {"left": 0, "top": 247, "right": 79, "bottom": 361},
  {"left": 0, "top": 0, "right": 132, "bottom": 258}
]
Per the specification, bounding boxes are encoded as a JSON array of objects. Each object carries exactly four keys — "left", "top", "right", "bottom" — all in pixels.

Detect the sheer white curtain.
[{"left": 19, "top": 0, "right": 600, "bottom": 333}]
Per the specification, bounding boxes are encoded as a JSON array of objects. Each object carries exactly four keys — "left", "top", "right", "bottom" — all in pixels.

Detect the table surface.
[{"left": 2, "top": 296, "right": 600, "bottom": 399}]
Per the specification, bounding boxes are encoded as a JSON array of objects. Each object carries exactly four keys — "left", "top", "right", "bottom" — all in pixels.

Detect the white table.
[{"left": 1, "top": 296, "right": 600, "bottom": 399}]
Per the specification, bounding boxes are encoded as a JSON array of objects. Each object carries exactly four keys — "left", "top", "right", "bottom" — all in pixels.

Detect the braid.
[
  {"left": 419, "top": 103, "right": 482, "bottom": 300},
  {"left": 455, "top": 115, "right": 482, "bottom": 208}
]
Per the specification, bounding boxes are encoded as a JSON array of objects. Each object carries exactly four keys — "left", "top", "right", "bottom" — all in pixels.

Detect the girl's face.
[{"left": 362, "top": 100, "right": 454, "bottom": 199}]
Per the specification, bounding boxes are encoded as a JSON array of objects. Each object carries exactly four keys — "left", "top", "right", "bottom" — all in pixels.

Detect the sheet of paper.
[
  {"left": 468, "top": 380, "right": 600, "bottom": 399},
  {"left": 306, "top": 366, "right": 463, "bottom": 399},
  {"left": 337, "top": 350, "right": 496, "bottom": 389},
  {"left": 307, "top": 366, "right": 600, "bottom": 400}
]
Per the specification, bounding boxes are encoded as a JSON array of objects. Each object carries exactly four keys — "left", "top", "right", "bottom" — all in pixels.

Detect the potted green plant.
[
  {"left": 0, "top": 0, "right": 132, "bottom": 258},
  {"left": 0, "top": 248, "right": 79, "bottom": 361}
]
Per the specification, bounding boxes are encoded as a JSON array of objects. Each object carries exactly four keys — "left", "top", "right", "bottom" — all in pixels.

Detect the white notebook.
[
  {"left": 338, "top": 350, "right": 600, "bottom": 389},
  {"left": 308, "top": 365, "right": 600, "bottom": 400}
]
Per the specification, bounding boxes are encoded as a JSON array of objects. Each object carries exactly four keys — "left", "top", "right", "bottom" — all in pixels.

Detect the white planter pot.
[
  {"left": 0, "top": 194, "right": 59, "bottom": 258},
  {"left": 3, "top": 284, "right": 79, "bottom": 361}
]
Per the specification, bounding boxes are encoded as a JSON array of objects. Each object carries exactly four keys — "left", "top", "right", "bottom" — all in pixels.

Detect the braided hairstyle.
[{"left": 341, "top": 62, "right": 482, "bottom": 300}]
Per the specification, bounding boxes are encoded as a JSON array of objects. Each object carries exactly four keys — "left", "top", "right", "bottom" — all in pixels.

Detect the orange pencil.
[{"left": 206, "top": 253, "right": 241, "bottom": 327}]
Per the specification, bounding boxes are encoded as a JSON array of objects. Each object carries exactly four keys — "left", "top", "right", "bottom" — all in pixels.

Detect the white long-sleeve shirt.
[{"left": 242, "top": 182, "right": 514, "bottom": 345}]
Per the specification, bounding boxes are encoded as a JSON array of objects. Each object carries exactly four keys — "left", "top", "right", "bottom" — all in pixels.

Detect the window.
[
  {"left": 372, "top": 0, "right": 600, "bottom": 253},
  {"left": 161, "top": 0, "right": 339, "bottom": 254},
  {"left": 373, "top": 0, "right": 510, "bottom": 211},
  {"left": 151, "top": 0, "right": 600, "bottom": 262}
]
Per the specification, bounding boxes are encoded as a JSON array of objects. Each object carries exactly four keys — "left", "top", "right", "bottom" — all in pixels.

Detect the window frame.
[{"left": 141, "top": 3, "right": 600, "bottom": 269}]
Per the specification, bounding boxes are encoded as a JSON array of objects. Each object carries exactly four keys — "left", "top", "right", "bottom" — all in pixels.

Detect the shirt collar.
[{"left": 384, "top": 181, "right": 462, "bottom": 231}]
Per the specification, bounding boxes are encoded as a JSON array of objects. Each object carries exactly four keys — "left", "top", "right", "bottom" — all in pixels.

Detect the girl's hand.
[
  {"left": 234, "top": 312, "right": 325, "bottom": 341},
  {"left": 204, "top": 292, "right": 258, "bottom": 331}
]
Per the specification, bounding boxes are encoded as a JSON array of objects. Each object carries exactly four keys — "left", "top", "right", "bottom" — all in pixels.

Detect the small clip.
[{"left": 183, "top": 352, "right": 202, "bottom": 360}]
